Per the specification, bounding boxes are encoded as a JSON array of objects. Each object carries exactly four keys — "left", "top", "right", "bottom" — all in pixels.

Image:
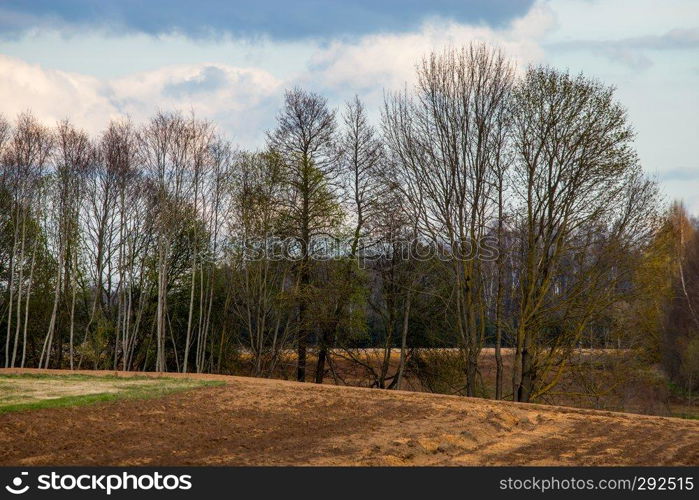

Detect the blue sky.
[{"left": 0, "top": 0, "right": 697, "bottom": 213}]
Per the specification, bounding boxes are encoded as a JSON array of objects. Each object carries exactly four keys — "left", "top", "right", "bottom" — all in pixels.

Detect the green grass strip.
[{"left": 0, "top": 375, "right": 224, "bottom": 414}]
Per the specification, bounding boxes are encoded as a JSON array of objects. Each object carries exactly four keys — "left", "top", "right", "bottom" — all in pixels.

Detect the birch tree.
[{"left": 2, "top": 114, "right": 53, "bottom": 368}]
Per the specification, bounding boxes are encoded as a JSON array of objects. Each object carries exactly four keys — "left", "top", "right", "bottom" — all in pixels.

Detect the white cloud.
[
  {"left": 305, "top": 3, "right": 556, "bottom": 94},
  {"left": 0, "top": 54, "right": 282, "bottom": 144},
  {"left": 109, "top": 64, "right": 282, "bottom": 144},
  {"left": 0, "top": 54, "right": 113, "bottom": 131}
]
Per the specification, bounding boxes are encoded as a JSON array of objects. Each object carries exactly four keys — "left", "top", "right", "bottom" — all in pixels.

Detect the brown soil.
[{"left": 0, "top": 368, "right": 697, "bottom": 466}]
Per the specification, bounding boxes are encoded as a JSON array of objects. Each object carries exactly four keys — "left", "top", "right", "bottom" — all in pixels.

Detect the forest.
[{"left": 1, "top": 44, "right": 697, "bottom": 410}]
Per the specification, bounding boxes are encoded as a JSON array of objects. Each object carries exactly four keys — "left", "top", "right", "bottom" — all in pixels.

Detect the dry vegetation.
[{"left": 224, "top": 348, "right": 699, "bottom": 419}]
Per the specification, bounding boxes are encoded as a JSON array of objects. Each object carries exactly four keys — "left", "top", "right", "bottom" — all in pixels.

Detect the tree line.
[{"left": 1, "top": 44, "right": 695, "bottom": 403}]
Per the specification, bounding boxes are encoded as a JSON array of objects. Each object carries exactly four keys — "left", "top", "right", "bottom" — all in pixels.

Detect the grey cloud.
[
  {"left": 548, "top": 28, "right": 699, "bottom": 69},
  {"left": 0, "top": 0, "right": 536, "bottom": 41}
]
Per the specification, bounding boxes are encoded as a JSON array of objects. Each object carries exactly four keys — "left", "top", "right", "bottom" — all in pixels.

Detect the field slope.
[{"left": 0, "top": 368, "right": 697, "bottom": 466}]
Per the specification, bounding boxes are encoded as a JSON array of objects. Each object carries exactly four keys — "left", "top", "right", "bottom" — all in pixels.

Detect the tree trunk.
[
  {"left": 395, "top": 291, "right": 412, "bottom": 390},
  {"left": 314, "top": 341, "right": 327, "bottom": 384},
  {"left": 518, "top": 332, "right": 534, "bottom": 402}
]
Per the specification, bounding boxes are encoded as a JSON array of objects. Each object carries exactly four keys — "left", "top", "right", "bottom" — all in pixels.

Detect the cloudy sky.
[{"left": 1, "top": 0, "right": 697, "bottom": 212}]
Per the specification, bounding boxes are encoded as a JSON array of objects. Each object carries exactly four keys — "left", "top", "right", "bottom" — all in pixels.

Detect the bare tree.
[
  {"left": 1, "top": 114, "right": 52, "bottom": 368},
  {"left": 267, "top": 88, "right": 340, "bottom": 382},
  {"left": 41, "top": 120, "right": 90, "bottom": 369},
  {"left": 193, "top": 134, "right": 229, "bottom": 373},
  {"left": 94, "top": 119, "right": 142, "bottom": 370},
  {"left": 228, "top": 151, "right": 294, "bottom": 376},
  {"left": 383, "top": 44, "right": 514, "bottom": 396},
  {"left": 313, "top": 96, "right": 383, "bottom": 383}
]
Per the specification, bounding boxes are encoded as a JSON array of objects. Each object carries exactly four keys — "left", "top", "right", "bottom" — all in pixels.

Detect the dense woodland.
[{"left": 1, "top": 45, "right": 697, "bottom": 405}]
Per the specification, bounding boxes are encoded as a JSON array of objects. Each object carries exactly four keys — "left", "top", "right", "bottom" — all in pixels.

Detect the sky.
[{"left": 0, "top": 0, "right": 697, "bottom": 213}]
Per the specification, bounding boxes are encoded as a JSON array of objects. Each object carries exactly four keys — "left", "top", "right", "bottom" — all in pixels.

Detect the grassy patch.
[
  {"left": 672, "top": 413, "right": 699, "bottom": 420},
  {"left": 0, "top": 374, "right": 224, "bottom": 414}
]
